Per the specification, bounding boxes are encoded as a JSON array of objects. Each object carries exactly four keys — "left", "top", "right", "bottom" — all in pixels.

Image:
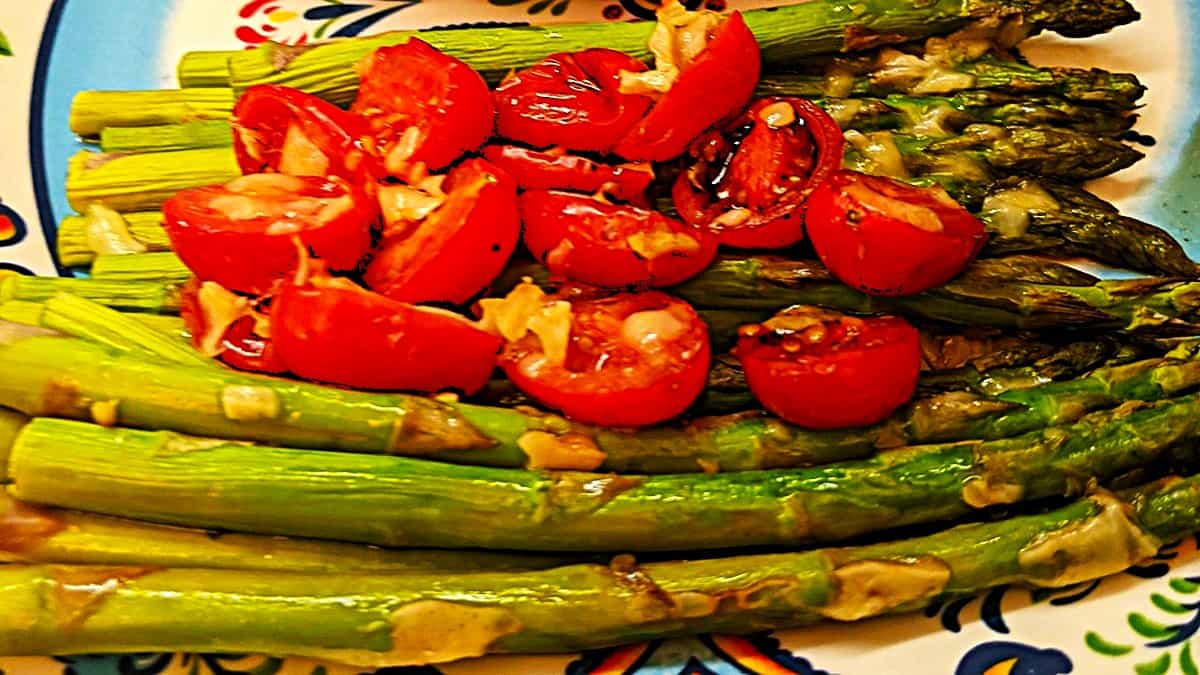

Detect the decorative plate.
[{"left": 1, "top": 1, "right": 1199, "bottom": 673}]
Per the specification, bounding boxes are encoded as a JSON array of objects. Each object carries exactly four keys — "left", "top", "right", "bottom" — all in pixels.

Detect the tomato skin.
[
  {"left": 163, "top": 175, "right": 377, "bottom": 295},
  {"left": 353, "top": 39, "right": 494, "bottom": 173},
  {"left": 674, "top": 97, "right": 845, "bottom": 249},
  {"left": 364, "top": 158, "right": 521, "bottom": 305},
  {"left": 178, "top": 278, "right": 288, "bottom": 374},
  {"left": 500, "top": 292, "right": 710, "bottom": 427},
  {"left": 806, "top": 170, "right": 989, "bottom": 297},
  {"left": 232, "top": 84, "right": 377, "bottom": 182},
  {"left": 521, "top": 190, "right": 717, "bottom": 288},
  {"left": 613, "top": 12, "right": 761, "bottom": 162},
  {"left": 482, "top": 145, "right": 654, "bottom": 206},
  {"left": 274, "top": 280, "right": 501, "bottom": 393},
  {"left": 734, "top": 311, "right": 920, "bottom": 429},
  {"left": 494, "top": 49, "right": 653, "bottom": 153}
]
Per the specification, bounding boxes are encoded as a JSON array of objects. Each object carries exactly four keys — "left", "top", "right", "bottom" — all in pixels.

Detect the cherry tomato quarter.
[
  {"left": 521, "top": 190, "right": 717, "bottom": 288},
  {"left": 163, "top": 174, "right": 376, "bottom": 295},
  {"left": 484, "top": 286, "right": 710, "bottom": 426},
  {"left": 494, "top": 49, "right": 653, "bottom": 154},
  {"left": 274, "top": 273, "right": 501, "bottom": 393},
  {"left": 179, "top": 278, "right": 288, "bottom": 375},
  {"left": 734, "top": 307, "right": 920, "bottom": 429},
  {"left": 353, "top": 39, "right": 494, "bottom": 175},
  {"left": 365, "top": 158, "right": 521, "bottom": 305},
  {"left": 674, "top": 97, "right": 845, "bottom": 249},
  {"left": 613, "top": 9, "right": 761, "bottom": 161},
  {"left": 232, "top": 85, "right": 376, "bottom": 182},
  {"left": 806, "top": 170, "right": 988, "bottom": 296},
  {"left": 482, "top": 144, "right": 654, "bottom": 206}
]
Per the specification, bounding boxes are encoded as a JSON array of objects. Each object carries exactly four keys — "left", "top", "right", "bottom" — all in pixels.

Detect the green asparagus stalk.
[
  {"left": 10, "top": 395, "right": 1199, "bottom": 551},
  {"left": 66, "top": 148, "right": 239, "bottom": 214},
  {"left": 176, "top": 51, "right": 235, "bottom": 88},
  {"left": 0, "top": 275, "right": 183, "bottom": 314},
  {"left": 760, "top": 57, "right": 1145, "bottom": 110},
  {"left": 100, "top": 120, "right": 233, "bottom": 153},
  {"left": 0, "top": 408, "right": 27, "bottom": 480},
  {"left": 668, "top": 256, "right": 1200, "bottom": 336},
  {"left": 955, "top": 254, "right": 1098, "bottom": 286},
  {"left": 821, "top": 92, "right": 1134, "bottom": 136},
  {"left": 225, "top": 0, "right": 1138, "bottom": 105},
  {"left": 979, "top": 179, "right": 1200, "bottom": 278},
  {"left": 90, "top": 252, "right": 192, "bottom": 283},
  {"left": 69, "top": 88, "right": 235, "bottom": 139},
  {"left": 0, "top": 476, "right": 1194, "bottom": 663},
  {"left": 844, "top": 125, "right": 1144, "bottom": 184},
  {"left": 0, "top": 493, "right": 573, "bottom": 573},
  {"left": 57, "top": 211, "right": 168, "bottom": 267},
  {"left": 37, "top": 293, "right": 208, "bottom": 368},
  {"left": 0, "top": 300, "right": 189, "bottom": 343}
]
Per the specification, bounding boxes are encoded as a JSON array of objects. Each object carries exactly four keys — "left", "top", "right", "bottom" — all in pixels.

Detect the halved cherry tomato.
[
  {"left": 521, "top": 190, "right": 717, "bottom": 288},
  {"left": 613, "top": 9, "right": 760, "bottom": 161},
  {"left": 364, "top": 158, "right": 521, "bottom": 305},
  {"left": 352, "top": 39, "right": 494, "bottom": 175},
  {"left": 806, "top": 170, "right": 988, "bottom": 296},
  {"left": 493, "top": 48, "right": 653, "bottom": 153},
  {"left": 232, "top": 85, "right": 376, "bottom": 182},
  {"left": 164, "top": 174, "right": 376, "bottom": 295},
  {"left": 487, "top": 287, "right": 710, "bottom": 426},
  {"left": 274, "top": 272, "right": 501, "bottom": 393},
  {"left": 674, "top": 97, "right": 845, "bottom": 249},
  {"left": 482, "top": 145, "right": 654, "bottom": 206},
  {"left": 178, "top": 278, "right": 287, "bottom": 374},
  {"left": 734, "top": 307, "right": 920, "bottom": 429}
]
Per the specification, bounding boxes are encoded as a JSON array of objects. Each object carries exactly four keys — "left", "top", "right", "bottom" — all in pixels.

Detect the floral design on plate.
[
  {"left": 235, "top": 0, "right": 422, "bottom": 45},
  {"left": 565, "top": 634, "right": 828, "bottom": 674},
  {"left": 0, "top": 203, "right": 28, "bottom": 246},
  {"left": 0, "top": 29, "right": 11, "bottom": 56}
]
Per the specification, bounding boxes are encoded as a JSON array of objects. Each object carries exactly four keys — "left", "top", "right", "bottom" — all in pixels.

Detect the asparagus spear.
[
  {"left": 66, "top": 148, "right": 239, "bottom": 214},
  {"left": 0, "top": 408, "right": 27, "bottom": 480},
  {"left": 760, "top": 57, "right": 1145, "bottom": 110},
  {"left": 0, "top": 476, "right": 1192, "bottom": 663},
  {"left": 225, "top": 0, "right": 1138, "bottom": 105},
  {"left": 100, "top": 119, "right": 233, "bottom": 153},
  {"left": 36, "top": 293, "right": 207, "bottom": 368},
  {"left": 844, "top": 125, "right": 1144, "bottom": 184},
  {"left": 176, "top": 51, "right": 235, "bottom": 88},
  {"left": 69, "top": 88, "right": 235, "bottom": 139},
  {"left": 980, "top": 179, "right": 1200, "bottom": 278},
  {"left": 0, "top": 299, "right": 189, "bottom": 343},
  {"left": 90, "top": 252, "right": 192, "bottom": 283},
  {"left": 819, "top": 91, "right": 1134, "bottom": 137},
  {"left": 668, "top": 256, "right": 1200, "bottom": 336},
  {"left": 0, "top": 275, "right": 183, "bottom": 314},
  {"left": 0, "top": 493, "right": 574, "bottom": 573},
  {"left": 10, "top": 396, "right": 1199, "bottom": 551},
  {"left": 57, "top": 211, "right": 168, "bottom": 267}
]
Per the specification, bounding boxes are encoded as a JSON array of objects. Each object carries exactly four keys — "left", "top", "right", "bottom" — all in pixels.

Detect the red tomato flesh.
[
  {"left": 613, "top": 11, "right": 761, "bottom": 161},
  {"left": 482, "top": 145, "right": 654, "bottom": 206},
  {"left": 806, "top": 170, "right": 988, "bottom": 297},
  {"left": 163, "top": 174, "right": 376, "bottom": 295},
  {"left": 364, "top": 158, "right": 521, "bottom": 305},
  {"left": 274, "top": 276, "right": 500, "bottom": 393},
  {"left": 734, "top": 307, "right": 920, "bottom": 429},
  {"left": 353, "top": 39, "right": 494, "bottom": 174},
  {"left": 232, "top": 84, "right": 375, "bottom": 182},
  {"left": 521, "top": 190, "right": 717, "bottom": 289},
  {"left": 178, "top": 278, "right": 288, "bottom": 375},
  {"left": 674, "top": 97, "right": 845, "bottom": 249},
  {"left": 498, "top": 291, "right": 710, "bottom": 427},
  {"left": 494, "top": 49, "right": 653, "bottom": 153}
]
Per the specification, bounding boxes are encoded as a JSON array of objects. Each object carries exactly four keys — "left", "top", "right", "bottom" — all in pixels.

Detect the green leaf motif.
[
  {"left": 1130, "top": 612, "right": 1175, "bottom": 639},
  {"left": 1152, "top": 592, "right": 1192, "bottom": 614},
  {"left": 1182, "top": 642, "right": 1199, "bottom": 675},
  {"left": 1173, "top": 578, "right": 1200, "bottom": 594},
  {"left": 0, "top": 29, "right": 11, "bottom": 57},
  {"left": 1084, "top": 631, "right": 1134, "bottom": 657},
  {"left": 1135, "top": 652, "right": 1171, "bottom": 675}
]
